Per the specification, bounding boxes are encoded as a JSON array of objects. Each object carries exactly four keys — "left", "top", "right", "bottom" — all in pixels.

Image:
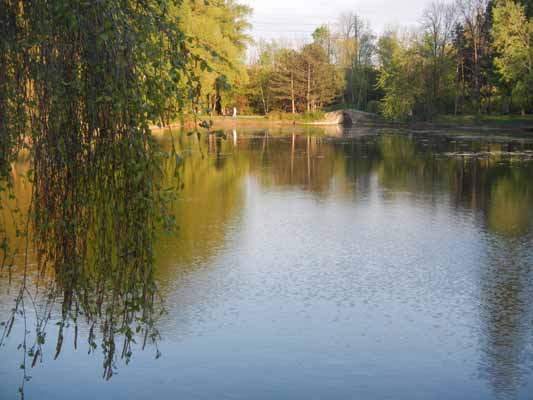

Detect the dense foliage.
[
  {"left": 0, "top": 1, "right": 250, "bottom": 397},
  {"left": 243, "top": 0, "right": 533, "bottom": 120},
  {"left": 245, "top": 42, "right": 344, "bottom": 115},
  {"left": 175, "top": 0, "right": 251, "bottom": 115}
]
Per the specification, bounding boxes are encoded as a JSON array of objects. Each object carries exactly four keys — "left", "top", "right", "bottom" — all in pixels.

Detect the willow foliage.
[
  {"left": 0, "top": 0, "right": 208, "bottom": 396},
  {"left": 0, "top": 0, "right": 200, "bottom": 149}
]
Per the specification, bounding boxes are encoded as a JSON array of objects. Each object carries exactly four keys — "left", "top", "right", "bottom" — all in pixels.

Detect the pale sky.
[{"left": 244, "top": 0, "right": 441, "bottom": 42}]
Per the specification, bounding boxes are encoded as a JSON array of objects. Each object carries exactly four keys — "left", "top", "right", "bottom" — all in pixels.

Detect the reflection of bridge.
[{"left": 306, "top": 109, "right": 378, "bottom": 126}]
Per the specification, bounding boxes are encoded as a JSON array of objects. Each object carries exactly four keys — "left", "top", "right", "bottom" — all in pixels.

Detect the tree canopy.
[{"left": 242, "top": 0, "right": 533, "bottom": 119}]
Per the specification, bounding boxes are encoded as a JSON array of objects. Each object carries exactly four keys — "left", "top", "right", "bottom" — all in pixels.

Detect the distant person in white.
[{"left": 232, "top": 107, "right": 237, "bottom": 119}]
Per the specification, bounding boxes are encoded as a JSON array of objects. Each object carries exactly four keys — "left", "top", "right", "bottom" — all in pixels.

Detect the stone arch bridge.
[{"left": 307, "top": 109, "right": 377, "bottom": 126}]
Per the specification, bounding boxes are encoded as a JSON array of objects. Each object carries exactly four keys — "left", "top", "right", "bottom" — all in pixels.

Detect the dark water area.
[{"left": 2, "top": 126, "right": 533, "bottom": 399}]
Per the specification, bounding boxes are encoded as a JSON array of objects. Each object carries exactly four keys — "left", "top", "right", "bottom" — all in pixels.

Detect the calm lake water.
[{"left": 2, "top": 125, "right": 533, "bottom": 399}]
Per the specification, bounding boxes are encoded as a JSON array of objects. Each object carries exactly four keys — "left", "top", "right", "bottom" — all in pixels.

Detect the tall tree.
[
  {"left": 422, "top": 2, "right": 457, "bottom": 116},
  {"left": 301, "top": 43, "right": 343, "bottom": 111},
  {"left": 177, "top": 0, "right": 252, "bottom": 114},
  {"left": 312, "top": 25, "right": 334, "bottom": 62},
  {"left": 246, "top": 64, "right": 273, "bottom": 114},
  {"left": 492, "top": 0, "right": 533, "bottom": 114},
  {"left": 453, "top": 23, "right": 466, "bottom": 113},
  {"left": 270, "top": 48, "right": 305, "bottom": 113},
  {"left": 377, "top": 30, "right": 425, "bottom": 119},
  {"left": 455, "top": 0, "right": 491, "bottom": 114},
  {"left": 337, "top": 13, "right": 375, "bottom": 109}
]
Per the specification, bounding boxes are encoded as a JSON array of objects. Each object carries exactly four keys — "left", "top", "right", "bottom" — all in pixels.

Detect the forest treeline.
[
  {"left": 1, "top": 0, "right": 532, "bottom": 143},
  {"left": 233, "top": 0, "right": 533, "bottom": 120}
]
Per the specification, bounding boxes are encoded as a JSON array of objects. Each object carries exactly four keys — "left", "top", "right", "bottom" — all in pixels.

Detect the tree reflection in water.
[
  {"left": 0, "top": 136, "right": 174, "bottom": 397},
  {"left": 2, "top": 130, "right": 533, "bottom": 399}
]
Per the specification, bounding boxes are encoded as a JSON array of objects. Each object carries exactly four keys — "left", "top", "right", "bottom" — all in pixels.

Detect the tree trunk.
[
  {"left": 307, "top": 63, "right": 311, "bottom": 112},
  {"left": 454, "top": 60, "right": 460, "bottom": 115},
  {"left": 291, "top": 71, "right": 296, "bottom": 114},
  {"left": 461, "top": 60, "right": 466, "bottom": 113},
  {"left": 260, "top": 83, "right": 267, "bottom": 115},
  {"left": 473, "top": 33, "right": 481, "bottom": 116}
]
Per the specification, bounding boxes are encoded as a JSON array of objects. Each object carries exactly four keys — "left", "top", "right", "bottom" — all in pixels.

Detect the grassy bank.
[
  {"left": 150, "top": 112, "right": 533, "bottom": 134},
  {"left": 210, "top": 111, "right": 327, "bottom": 124},
  {"left": 433, "top": 115, "right": 533, "bottom": 129},
  {"left": 150, "top": 112, "right": 329, "bottom": 131}
]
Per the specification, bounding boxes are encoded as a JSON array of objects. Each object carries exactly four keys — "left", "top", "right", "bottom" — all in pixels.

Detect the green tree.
[
  {"left": 312, "top": 25, "right": 334, "bottom": 62},
  {"left": 270, "top": 48, "right": 306, "bottom": 113},
  {"left": 177, "top": 0, "right": 252, "bottom": 114},
  {"left": 492, "top": 0, "right": 533, "bottom": 114},
  {"left": 455, "top": 0, "right": 492, "bottom": 114},
  {"left": 377, "top": 31, "right": 425, "bottom": 119},
  {"left": 422, "top": 2, "right": 457, "bottom": 116},
  {"left": 336, "top": 13, "right": 375, "bottom": 109},
  {"left": 301, "top": 43, "right": 343, "bottom": 111},
  {"left": 246, "top": 64, "right": 273, "bottom": 114}
]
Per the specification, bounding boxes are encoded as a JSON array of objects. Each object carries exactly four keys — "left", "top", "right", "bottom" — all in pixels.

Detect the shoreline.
[
  {"left": 150, "top": 116, "right": 328, "bottom": 131},
  {"left": 150, "top": 114, "right": 533, "bottom": 134}
]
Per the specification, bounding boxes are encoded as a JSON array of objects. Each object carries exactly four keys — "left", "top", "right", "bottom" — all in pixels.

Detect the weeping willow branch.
[{"left": 0, "top": 0, "right": 204, "bottom": 398}]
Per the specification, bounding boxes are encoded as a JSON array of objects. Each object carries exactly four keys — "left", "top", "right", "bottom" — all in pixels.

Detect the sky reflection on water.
[{"left": 1, "top": 127, "right": 533, "bottom": 400}]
